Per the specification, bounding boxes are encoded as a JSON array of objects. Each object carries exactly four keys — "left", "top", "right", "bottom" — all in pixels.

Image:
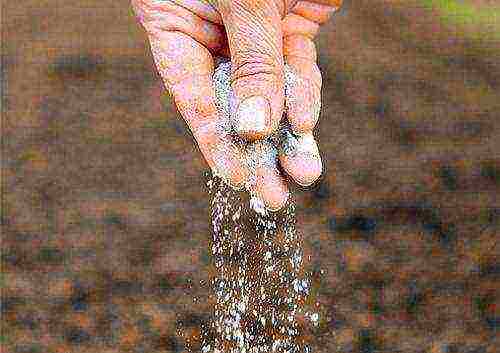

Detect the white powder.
[
  {"left": 196, "top": 61, "right": 322, "bottom": 353},
  {"left": 212, "top": 60, "right": 305, "bottom": 214},
  {"left": 201, "top": 173, "right": 321, "bottom": 353}
]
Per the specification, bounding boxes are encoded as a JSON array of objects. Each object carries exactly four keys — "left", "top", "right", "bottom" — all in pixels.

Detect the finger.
[
  {"left": 132, "top": 0, "right": 227, "bottom": 53},
  {"left": 291, "top": 1, "right": 342, "bottom": 24},
  {"left": 217, "top": 0, "right": 285, "bottom": 141},
  {"left": 283, "top": 1, "right": 341, "bottom": 38},
  {"left": 282, "top": 2, "right": 340, "bottom": 133},
  {"left": 279, "top": 132, "right": 323, "bottom": 187},
  {"left": 142, "top": 28, "right": 248, "bottom": 187},
  {"left": 282, "top": 13, "right": 319, "bottom": 38},
  {"left": 255, "top": 164, "right": 290, "bottom": 212},
  {"left": 245, "top": 141, "right": 289, "bottom": 211},
  {"left": 284, "top": 34, "right": 322, "bottom": 134}
]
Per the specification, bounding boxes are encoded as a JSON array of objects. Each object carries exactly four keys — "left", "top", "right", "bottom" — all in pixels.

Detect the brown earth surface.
[{"left": 2, "top": 0, "right": 499, "bottom": 352}]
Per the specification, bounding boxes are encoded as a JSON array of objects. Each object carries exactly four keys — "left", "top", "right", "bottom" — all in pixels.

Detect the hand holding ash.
[{"left": 132, "top": 0, "right": 343, "bottom": 211}]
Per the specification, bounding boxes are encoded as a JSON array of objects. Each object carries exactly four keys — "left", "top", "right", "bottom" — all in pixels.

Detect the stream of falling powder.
[
  {"left": 184, "top": 59, "right": 323, "bottom": 352},
  {"left": 198, "top": 174, "right": 321, "bottom": 353}
]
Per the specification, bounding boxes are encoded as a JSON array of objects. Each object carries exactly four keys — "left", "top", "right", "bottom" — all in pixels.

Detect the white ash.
[
  {"left": 199, "top": 174, "right": 322, "bottom": 353},
  {"left": 213, "top": 61, "right": 234, "bottom": 135},
  {"left": 212, "top": 60, "right": 307, "bottom": 214},
  {"left": 195, "top": 61, "right": 323, "bottom": 353}
]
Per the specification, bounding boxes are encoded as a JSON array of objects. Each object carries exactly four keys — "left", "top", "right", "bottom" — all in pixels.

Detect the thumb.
[{"left": 218, "top": 0, "right": 285, "bottom": 141}]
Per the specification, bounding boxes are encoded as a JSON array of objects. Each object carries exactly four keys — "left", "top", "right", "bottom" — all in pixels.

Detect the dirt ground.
[{"left": 2, "top": 0, "right": 499, "bottom": 352}]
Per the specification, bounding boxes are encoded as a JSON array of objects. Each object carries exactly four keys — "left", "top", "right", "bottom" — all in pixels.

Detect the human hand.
[{"left": 132, "top": 0, "right": 343, "bottom": 211}]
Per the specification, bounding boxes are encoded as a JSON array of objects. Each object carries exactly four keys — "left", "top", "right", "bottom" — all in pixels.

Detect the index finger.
[{"left": 144, "top": 29, "right": 249, "bottom": 188}]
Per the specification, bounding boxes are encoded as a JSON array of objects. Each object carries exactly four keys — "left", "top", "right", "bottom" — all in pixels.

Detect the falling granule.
[
  {"left": 195, "top": 61, "right": 322, "bottom": 353},
  {"left": 249, "top": 196, "right": 268, "bottom": 217},
  {"left": 200, "top": 175, "right": 321, "bottom": 353}
]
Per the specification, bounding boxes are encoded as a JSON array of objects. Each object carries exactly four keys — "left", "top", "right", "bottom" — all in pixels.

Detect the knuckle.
[
  {"left": 131, "top": 0, "right": 179, "bottom": 31},
  {"left": 231, "top": 55, "right": 282, "bottom": 85},
  {"left": 175, "top": 93, "right": 214, "bottom": 121},
  {"left": 284, "top": 35, "right": 317, "bottom": 61}
]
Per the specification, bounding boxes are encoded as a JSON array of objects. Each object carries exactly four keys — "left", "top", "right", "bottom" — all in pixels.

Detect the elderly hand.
[{"left": 132, "top": 0, "right": 342, "bottom": 211}]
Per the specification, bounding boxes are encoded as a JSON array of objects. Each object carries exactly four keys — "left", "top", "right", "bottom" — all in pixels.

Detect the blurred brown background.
[{"left": 2, "top": 0, "right": 499, "bottom": 352}]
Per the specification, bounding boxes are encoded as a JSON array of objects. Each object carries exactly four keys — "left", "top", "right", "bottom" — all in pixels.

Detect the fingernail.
[{"left": 234, "top": 96, "right": 270, "bottom": 139}]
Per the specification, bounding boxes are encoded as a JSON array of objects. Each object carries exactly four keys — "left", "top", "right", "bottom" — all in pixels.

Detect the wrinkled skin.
[{"left": 132, "top": 0, "right": 343, "bottom": 211}]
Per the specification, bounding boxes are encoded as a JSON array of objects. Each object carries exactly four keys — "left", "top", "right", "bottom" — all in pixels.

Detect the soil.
[{"left": 2, "top": 1, "right": 499, "bottom": 352}]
